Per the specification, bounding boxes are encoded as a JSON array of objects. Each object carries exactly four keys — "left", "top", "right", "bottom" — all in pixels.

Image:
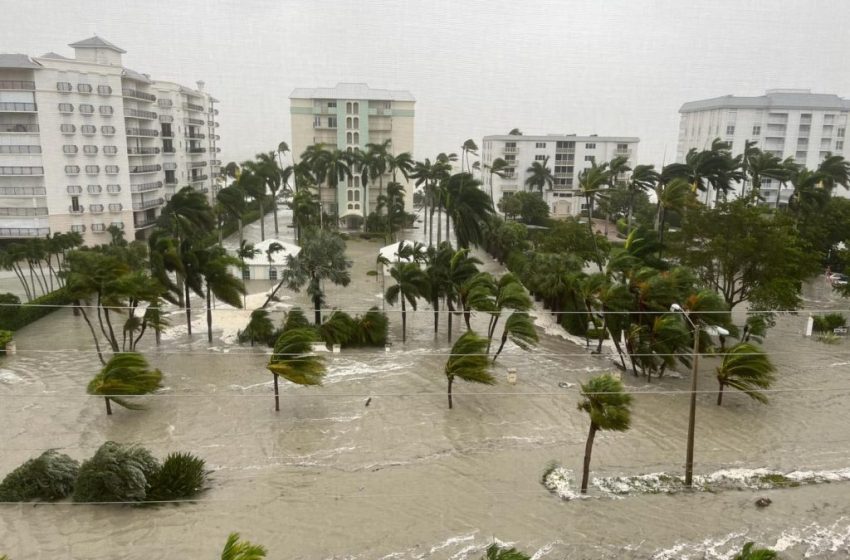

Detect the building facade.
[
  {"left": 289, "top": 83, "right": 415, "bottom": 226},
  {"left": 481, "top": 134, "right": 639, "bottom": 217},
  {"left": 0, "top": 36, "right": 220, "bottom": 244},
  {"left": 677, "top": 89, "right": 850, "bottom": 205}
]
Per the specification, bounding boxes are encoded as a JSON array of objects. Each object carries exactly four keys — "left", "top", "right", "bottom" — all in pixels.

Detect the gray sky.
[{"left": 5, "top": 0, "right": 850, "bottom": 168}]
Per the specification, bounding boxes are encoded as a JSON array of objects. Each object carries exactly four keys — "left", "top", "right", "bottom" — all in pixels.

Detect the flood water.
[{"left": 1, "top": 210, "right": 849, "bottom": 559}]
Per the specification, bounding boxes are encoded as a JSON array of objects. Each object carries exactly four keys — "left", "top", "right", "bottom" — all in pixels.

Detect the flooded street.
[{"left": 2, "top": 211, "right": 850, "bottom": 558}]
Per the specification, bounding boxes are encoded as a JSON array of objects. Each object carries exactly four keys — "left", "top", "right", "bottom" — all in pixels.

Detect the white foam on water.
[
  {"left": 428, "top": 532, "right": 478, "bottom": 554},
  {"left": 542, "top": 466, "right": 582, "bottom": 501},
  {"left": 0, "top": 368, "right": 26, "bottom": 384}
]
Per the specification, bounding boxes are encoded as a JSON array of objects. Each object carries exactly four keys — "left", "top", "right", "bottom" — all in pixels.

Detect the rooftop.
[
  {"left": 0, "top": 53, "right": 41, "bottom": 69},
  {"left": 680, "top": 89, "right": 850, "bottom": 113},
  {"left": 483, "top": 134, "right": 640, "bottom": 143},
  {"left": 290, "top": 82, "right": 415, "bottom": 102},
  {"left": 68, "top": 36, "right": 126, "bottom": 54},
  {"left": 240, "top": 239, "right": 301, "bottom": 267}
]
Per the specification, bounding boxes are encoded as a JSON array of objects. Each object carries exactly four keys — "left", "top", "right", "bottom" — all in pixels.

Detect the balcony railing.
[
  {"left": 184, "top": 102, "right": 204, "bottom": 112},
  {"left": 0, "top": 206, "right": 48, "bottom": 217},
  {"left": 133, "top": 217, "right": 158, "bottom": 229},
  {"left": 0, "top": 227, "right": 50, "bottom": 238},
  {"left": 128, "top": 147, "right": 161, "bottom": 155},
  {"left": 0, "top": 186, "right": 46, "bottom": 196},
  {"left": 124, "top": 108, "right": 158, "bottom": 120},
  {"left": 0, "top": 80, "right": 36, "bottom": 90},
  {"left": 122, "top": 88, "right": 156, "bottom": 102},
  {"left": 0, "top": 166, "right": 44, "bottom": 175},
  {"left": 189, "top": 161, "right": 207, "bottom": 168},
  {"left": 89, "top": 204, "right": 104, "bottom": 214},
  {"left": 125, "top": 128, "right": 159, "bottom": 137},
  {"left": 132, "top": 198, "right": 165, "bottom": 211},
  {"left": 615, "top": 150, "right": 631, "bottom": 158},
  {"left": 187, "top": 147, "right": 207, "bottom": 154},
  {"left": 190, "top": 174, "right": 208, "bottom": 182},
  {"left": 503, "top": 147, "right": 518, "bottom": 154},
  {"left": 68, "top": 206, "right": 84, "bottom": 214},
  {"left": 0, "top": 102, "right": 37, "bottom": 112},
  {"left": 165, "top": 177, "right": 178, "bottom": 185},
  {"left": 186, "top": 133, "right": 205, "bottom": 139},
  {"left": 129, "top": 164, "right": 162, "bottom": 174},
  {"left": 0, "top": 123, "right": 39, "bottom": 133},
  {"left": 162, "top": 147, "right": 176, "bottom": 154},
  {"left": 131, "top": 181, "right": 163, "bottom": 193},
  {"left": 184, "top": 118, "right": 204, "bottom": 126}
]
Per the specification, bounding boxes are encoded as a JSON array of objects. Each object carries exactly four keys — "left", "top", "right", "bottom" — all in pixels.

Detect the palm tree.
[
  {"left": 87, "top": 352, "right": 163, "bottom": 416},
  {"left": 492, "top": 311, "right": 538, "bottom": 362},
  {"left": 508, "top": 128, "right": 523, "bottom": 136},
  {"left": 481, "top": 543, "right": 531, "bottom": 560},
  {"left": 385, "top": 261, "right": 429, "bottom": 342},
  {"left": 198, "top": 246, "right": 245, "bottom": 343},
  {"left": 217, "top": 185, "right": 248, "bottom": 249},
  {"left": 239, "top": 309, "right": 275, "bottom": 347},
  {"left": 653, "top": 176, "right": 694, "bottom": 255},
  {"left": 444, "top": 248, "right": 482, "bottom": 340},
  {"left": 385, "top": 181, "right": 406, "bottom": 242},
  {"left": 387, "top": 150, "right": 415, "bottom": 184},
  {"left": 715, "top": 342, "right": 775, "bottom": 406},
  {"left": 423, "top": 243, "right": 451, "bottom": 334},
  {"left": 251, "top": 151, "right": 286, "bottom": 236},
  {"left": 221, "top": 532, "right": 267, "bottom": 560},
  {"left": 578, "top": 374, "right": 632, "bottom": 493},
  {"left": 733, "top": 542, "right": 778, "bottom": 560},
  {"left": 435, "top": 153, "right": 457, "bottom": 243},
  {"left": 288, "top": 189, "right": 320, "bottom": 244},
  {"left": 444, "top": 172, "right": 495, "bottom": 248},
  {"left": 266, "top": 328, "right": 325, "bottom": 411},
  {"left": 275, "top": 228, "right": 352, "bottom": 324},
  {"left": 664, "top": 140, "right": 742, "bottom": 206},
  {"left": 461, "top": 139, "right": 478, "bottom": 172},
  {"left": 475, "top": 272, "right": 531, "bottom": 350},
  {"left": 363, "top": 140, "right": 391, "bottom": 212},
  {"left": 524, "top": 156, "right": 553, "bottom": 195},
  {"left": 322, "top": 148, "right": 353, "bottom": 228},
  {"left": 745, "top": 150, "right": 788, "bottom": 202},
  {"left": 817, "top": 153, "right": 850, "bottom": 194},
  {"left": 577, "top": 161, "right": 610, "bottom": 270},
  {"left": 444, "top": 331, "right": 494, "bottom": 409},
  {"left": 626, "top": 164, "right": 659, "bottom": 233},
  {"left": 237, "top": 166, "right": 268, "bottom": 241}
]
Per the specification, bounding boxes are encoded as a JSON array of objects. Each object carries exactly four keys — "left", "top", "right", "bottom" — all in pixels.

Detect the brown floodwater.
[{"left": 1, "top": 211, "right": 849, "bottom": 559}]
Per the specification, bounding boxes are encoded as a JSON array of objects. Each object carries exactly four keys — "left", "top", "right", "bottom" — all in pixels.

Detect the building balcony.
[
  {"left": 189, "top": 161, "right": 207, "bottom": 168},
  {"left": 133, "top": 217, "right": 159, "bottom": 229},
  {"left": 503, "top": 147, "right": 519, "bottom": 154},
  {"left": 615, "top": 150, "right": 631, "bottom": 158},
  {"left": 0, "top": 186, "right": 46, "bottom": 197},
  {"left": 312, "top": 107, "right": 336, "bottom": 115},
  {"left": 0, "top": 102, "right": 37, "bottom": 113},
  {"left": 68, "top": 205, "right": 84, "bottom": 214},
  {"left": 208, "top": 121, "right": 219, "bottom": 127},
  {"left": 184, "top": 118, "right": 204, "bottom": 126},
  {"left": 183, "top": 103, "right": 204, "bottom": 112},
  {"left": 0, "top": 123, "right": 39, "bottom": 134},
  {"left": 122, "top": 88, "right": 156, "bottom": 102},
  {"left": 190, "top": 174, "right": 208, "bottom": 182},
  {"left": 129, "top": 164, "right": 162, "bottom": 174},
  {"left": 186, "top": 133, "right": 205, "bottom": 139},
  {"left": 0, "top": 167, "right": 44, "bottom": 176},
  {"left": 0, "top": 206, "right": 48, "bottom": 217},
  {"left": 128, "top": 147, "right": 161, "bottom": 155},
  {"left": 132, "top": 197, "right": 165, "bottom": 211},
  {"left": 124, "top": 108, "right": 158, "bottom": 120},
  {"left": 131, "top": 181, "right": 163, "bottom": 193},
  {"left": 0, "top": 80, "right": 36, "bottom": 91},
  {"left": 89, "top": 204, "right": 105, "bottom": 214},
  {"left": 126, "top": 128, "right": 159, "bottom": 138},
  {"left": 165, "top": 177, "right": 178, "bottom": 185},
  {"left": 187, "top": 147, "right": 207, "bottom": 154},
  {"left": 0, "top": 227, "right": 49, "bottom": 238},
  {"left": 368, "top": 108, "right": 392, "bottom": 116},
  {"left": 162, "top": 147, "right": 176, "bottom": 154}
]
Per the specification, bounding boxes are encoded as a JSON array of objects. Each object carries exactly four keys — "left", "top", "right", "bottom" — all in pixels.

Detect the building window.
[
  {"left": 328, "top": 117, "right": 337, "bottom": 128},
  {"left": 354, "top": 176, "right": 360, "bottom": 188},
  {"left": 106, "top": 184, "right": 121, "bottom": 193},
  {"left": 70, "top": 196, "right": 80, "bottom": 212},
  {"left": 58, "top": 103, "right": 74, "bottom": 113},
  {"left": 87, "top": 184, "right": 102, "bottom": 194},
  {"left": 838, "top": 128, "right": 846, "bottom": 138},
  {"left": 83, "top": 145, "right": 98, "bottom": 155},
  {"left": 354, "top": 190, "right": 360, "bottom": 201},
  {"left": 585, "top": 143, "right": 596, "bottom": 149},
  {"left": 353, "top": 102, "right": 359, "bottom": 113},
  {"left": 353, "top": 132, "right": 359, "bottom": 144},
  {"left": 101, "top": 126, "right": 116, "bottom": 135},
  {"left": 70, "top": 224, "right": 86, "bottom": 233},
  {"left": 584, "top": 155, "right": 595, "bottom": 162},
  {"left": 99, "top": 106, "right": 113, "bottom": 116},
  {"left": 85, "top": 165, "right": 100, "bottom": 174},
  {"left": 57, "top": 82, "right": 72, "bottom": 92},
  {"left": 65, "top": 165, "right": 80, "bottom": 174},
  {"left": 60, "top": 124, "right": 76, "bottom": 134},
  {"left": 534, "top": 155, "right": 546, "bottom": 161},
  {"left": 837, "top": 141, "right": 845, "bottom": 150},
  {"left": 346, "top": 102, "right": 352, "bottom": 114},
  {"left": 327, "top": 101, "right": 336, "bottom": 108},
  {"left": 347, "top": 190, "right": 353, "bottom": 202},
  {"left": 79, "top": 104, "right": 95, "bottom": 115},
  {"left": 241, "top": 267, "right": 250, "bottom": 281},
  {"left": 347, "top": 132, "right": 353, "bottom": 144},
  {"left": 67, "top": 185, "right": 82, "bottom": 194},
  {"left": 535, "top": 142, "right": 546, "bottom": 148},
  {"left": 77, "top": 83, "right": 92, "bottom": 94},
  {"left": 752, "top": 125, "right": 761, "bottom": 135},
  {"left": 105, "top": 165, "right": 119, "bottom": 174},
  {"left": 97, "top": 85, "right": 112, "bottom": 95},
  {"left": 103, "top": 146, "right": 118, "bottom": 155},
  {"left": 353, "top": 117, "right": 359, "bottom": 128},
  {"left": 313, "top": 116, "right": 321, "bottom": 127},
  {"left": 81, "top": 125, "right": 96, "bottom": 135},
  {"left": 63, "top": 145, "right": 78, "bottom": 154}
]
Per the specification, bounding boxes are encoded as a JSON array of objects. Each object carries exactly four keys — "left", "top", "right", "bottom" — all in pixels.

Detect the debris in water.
[
  {"left": 755, "top": 497, "right": 772, "bottom": 508},
  {"left": 365, "top": 397, "right": 372, "bottom": 407}
]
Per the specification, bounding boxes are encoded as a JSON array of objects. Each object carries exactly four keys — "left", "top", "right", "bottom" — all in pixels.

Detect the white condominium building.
[
  {"left": 0, "top": 36, "right": 221, "bottom": 244},
  {"left": 481, "top": 134, "right": 639, "bottom": 217},
  {"left": 678, "top": 89, "right": 850, "bottom": 205},
  {"left": 289, "top": 83, "right": 415, "bottom": 227}
]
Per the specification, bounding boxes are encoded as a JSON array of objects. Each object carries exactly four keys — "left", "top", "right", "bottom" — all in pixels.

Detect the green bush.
[
  {"left": 0, "top": 288, "right": 71, "bottom": 331},
  {"left": 812, "top": 313, "right": 846, "bottom": 333},
  {"left": 73, "top": 442, "right": 160, "bottom": 503},
  {"left": 353, "top": 308, "right": 389, "bottom": 347},
  {"left": 319, "top": 311, "right": 358, "bottom": 347},
  {"left": 147, "top": 452, "right": 207, "bottom": 501},
  {"left": 0, "top": 330, "right": 12, "bottom": 352},
  {"left": 0, "top": 450, "right": 79, "bottom": 501},
  {"left": 586, "top": 328, "right": 609, "bottom": 340}
]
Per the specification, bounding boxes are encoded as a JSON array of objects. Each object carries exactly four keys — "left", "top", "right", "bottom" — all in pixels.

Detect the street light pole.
[{"left": 684, "top": 320, "right": 700, "bottom": 487}]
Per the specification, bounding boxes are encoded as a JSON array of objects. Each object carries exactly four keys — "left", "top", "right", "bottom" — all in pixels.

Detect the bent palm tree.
[
  {"left": 578, "top": 374, "right": 632, "bottom": 493},
  {"left": 715, "top": 342, "right": 775, "bottom": 405},
  {"left": 87, "top": 352, "right": 163, "bottom": 416},
  {"left": 481, "top": 543, "right": 531, "bottom": 560},
  {"left": 524, "top": 157, "right": 553, "bottom": 195},
  {"left": 385, "top": 261, "right": 429, "bottom": 343},
  {"left": 266, "top": 328, "right": 325, "bottom": 412},
  {"left": 492, "top": 311, "right": 538, "bottom": 362},
  {"left": 444, "top": 331, "right": 494, "bottom": 409},
  {"left": 221, "top": 532, "right": 267, "bottom": 560}
]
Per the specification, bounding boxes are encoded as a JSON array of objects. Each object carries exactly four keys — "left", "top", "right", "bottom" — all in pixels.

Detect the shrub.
[
  {"left": 0, "top": 288, "right": 71, "bottom": 331},
  {"left": 73, "top": 442, "right": 160, "bottom": 503},
  {"left": 238, "top": 309, "right": 276, "bottom": 347},
  {"left": 353, "top": 308, "right": 389, "bottom": 346},
  {"left": 812, "top": 313, "right": 846, "bottom": 333},
  {"left": 147, "top": 452, "right": 207, "bottom": 501},
  {"left": 0, "top": 330, "right": 12, "bottom": 352},
  {"left": 282, "top": 307, "right": 311, "bottom": 332},
  {"left": 0, "top": 450, "right": 79, "bottom": 501},
  {"left": 319, "top": 311, "right": 358, "bottom": 347}
]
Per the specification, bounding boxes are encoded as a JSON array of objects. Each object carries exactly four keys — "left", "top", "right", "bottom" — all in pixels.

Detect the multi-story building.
[
  {"left": 0, "top": 36, "right": 220, "bottom": 244},
  {"left": 677, "top": 89, "right": 850, "bottom": 205},
  {"left": 481, "top": 134, "right": 639, "bottom": 217},
  {"left": 289, "top": 83, "right": 415, "bottom": 227}
]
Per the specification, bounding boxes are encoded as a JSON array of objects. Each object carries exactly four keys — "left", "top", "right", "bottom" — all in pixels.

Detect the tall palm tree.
[
  {"left": 221, "top": 532, "right": 267, "bottom": 560},
  {"left": 461, "top": 139, "right": 478, "bottom": 172},
  {"left": 626, "top": 164, "right": 659, "bottom": 233},
  {"left": 198, "top": 246, "right": 245, "bottom": 343},
  {"left": 364, "top": 139, "right": 391, "bottom": 213},
  {"left": 745, "top": 150, "right": 788, "bottom": 202},
  {"left": 577, "top": 161, "right": 610, "bottom": 270},
  {"left": 653, "top": 176, "right": 694, "bottom": 255},
  {"left": 423, "top": 242, "right": 452, "bottom": 334},
  {"left": 817, "top": 153, "right": 850, "bottom": 194},
  {"left": 485, "top": 157, "right": 510, "bottom": 207},
  {"left": 87, "top": 352, "right": 163, "bottom": 416},
  {"left": 524, "top": 156, "right": 554, "bottom": 195},
  {"left": 385, "top": 261, "right": 429, "bottom": 342},
  {"left": 387, "top": 150, "right": 415, "bottom": 184},
  {"left": 664, "top": 140, "right": 742, "bottom": 206},
  {"left": 444, "top": 248, "right": 483, "bottom": 340},
  {"left": 444, "top": 330, "right": 494, "bottom": 409},
  {"left": 237, "top": 166, "right": 269, "bottom": 241},
  {"left": 251, "top": 151, "right": 286, "bottom": 236},
  {"left": 276, "top": 141, "right": 289, "bottom": 172},
  {"left": 217, "top": 185, "right": 248, "bottom": 248},
  {"left": 492, "top": 311, "right": 538, "bottom": 362},
  {"left": 266, "top": 328, "right": 325, "bottom": 411},
  {"left": 435, "top": 153, "right": 457, "bottom": 243},
  {"left": 739, "top": 139, "right": 759, "bottom": 197},
  {"left": 411, "top": 158, "right": 434, "bottom": 241},
  {"left": 239, "top": 308, "right": 275, "bottom": 347},
  {"left": 481, "top": 543, "right": 531, "bottom": 560},
  {"left": 288, "top": 189, "right": 320, "bottom": 244},
  {"left": 715, "top": 342, "right": 775, "bottom": 406},
  {"left": 578, "top": 374, "right": 632, "bottom": 493},
  {"left": 474, "top": 272, "right": 531, "bottom": 350},
  {"left": 444, "top": 172, "right": 495, "bottom": 248}
]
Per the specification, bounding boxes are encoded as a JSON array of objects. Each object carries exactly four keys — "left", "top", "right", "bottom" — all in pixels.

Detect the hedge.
[{"left": 0, "top": 288, "right": 71, "bottom": 332}]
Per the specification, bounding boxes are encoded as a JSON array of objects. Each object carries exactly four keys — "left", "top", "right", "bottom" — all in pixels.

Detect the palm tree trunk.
[
  {"left": 274, "top": 373, "right": 280, "bottom": 411},
  {"left": 580, "top": 423, "right": 598, "bottom": 493},
  {"left": 273, "top": 199, "right": 279, "bottom": 235},
  {"left": 206, "top": 283, "right": 213, "bottom": 343},
  {"left": 596, "top": 314, "right": 608, "bottom": 354},
  {"left": 717, "top": 381, "right": 724, "bottom": 406},
  {"left": 401, "top": 298, "right": 407, "bottom": 343},
  {"left": 238, "top": 218, "right": 244, "bottom": 251},
  {"left": 658, "top": 211, "right": 667, "bottom": 259},
  {"left": 493, "top": 331, "right": 508, "bottom": 362},
  {"left": 587, "top": 199, "right": 603, "bottom": 272},
  {"left": 433, "top": 298, "right": 440, "bottom": 333},
  {"left": 185, "top": 282, "right": 192, "bottom": 336},
  {"left": 627, "top": 191, "right": 635, "bottom": 234},
  {"left": 77, "top": 304, "right": 106, "bottom": 365},
  {"left": 447, "top": 375, "right": 453, "bottom": 409},
  {"left": 104, "top": 397, "right": 112, "bottom": 416},
  {"left": 447, "top": 300, "right": 454, "bottom": 341},
  {"left": 259, "top": 202, "right": 265, "bottom": 241},
  {"left": 314, "top": 293, "right": 322, "bottom": 325},
  {"left": 436, "top": 202, "right": 442, "bottom": 244},
  {"left": 445, "top": 208, "right": 451, "bottom": 245}
]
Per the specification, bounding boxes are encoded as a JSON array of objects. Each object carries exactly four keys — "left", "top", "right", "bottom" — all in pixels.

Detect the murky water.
[{"left": 2, "top": 211, "right": 850, "bottom": 558}]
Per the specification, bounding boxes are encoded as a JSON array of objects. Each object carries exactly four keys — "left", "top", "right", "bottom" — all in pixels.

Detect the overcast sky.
[{"left": 5, "top": 0, "right": 850, "bottom": 168}]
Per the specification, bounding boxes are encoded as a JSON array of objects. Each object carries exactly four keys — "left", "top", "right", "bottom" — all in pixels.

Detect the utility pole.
[{"left": 684, "top": 321, "right": 700, "bottom": 487}]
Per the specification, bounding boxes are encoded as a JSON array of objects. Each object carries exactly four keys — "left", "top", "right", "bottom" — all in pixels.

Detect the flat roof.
[
  {"left": 290, "top": 82, "right": 415, "bottom": 102},
  {"left": 483, "top": 134, "right": 639, "bottom": 143},
  {"left": 680, "top": 90, "right": 850, "bottom": 113}
]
